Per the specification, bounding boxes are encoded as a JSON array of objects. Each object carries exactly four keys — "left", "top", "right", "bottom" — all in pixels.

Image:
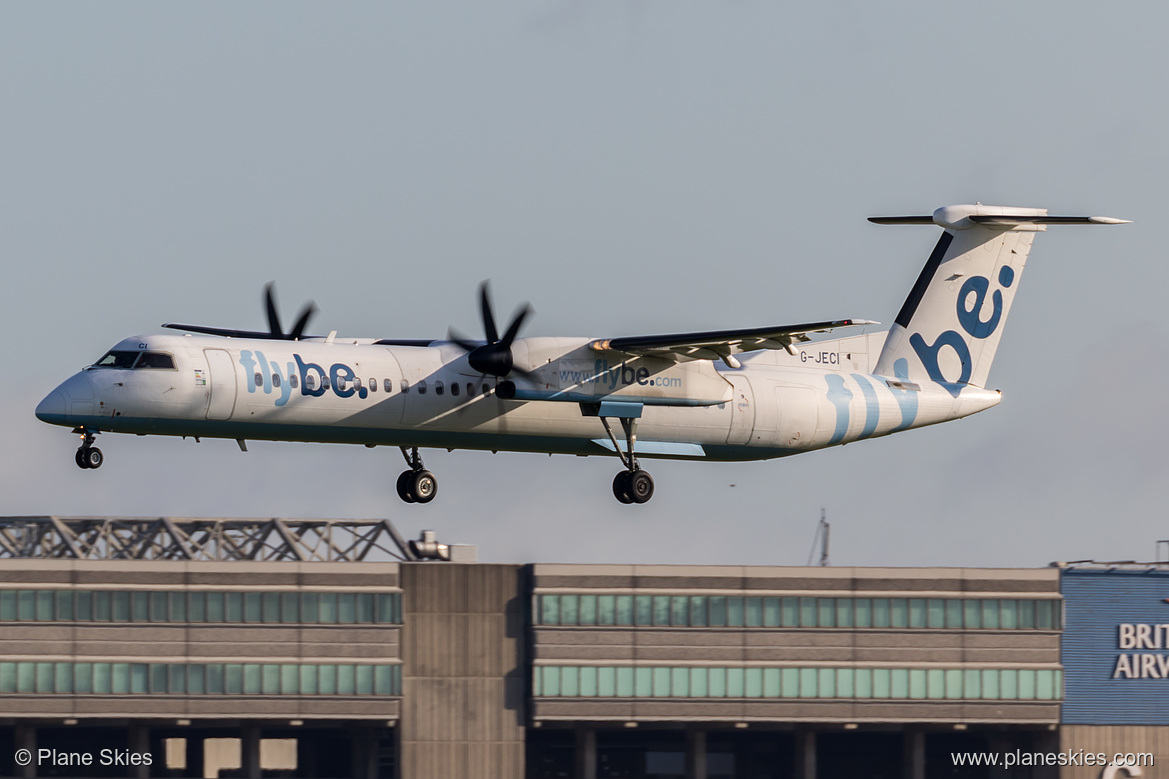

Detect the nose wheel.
[
  {"left": 396, "top": 447, "right": 437, "bottom": 504},
  {"left": 74, "top": 430, "right": 103, "bottom": 470}
]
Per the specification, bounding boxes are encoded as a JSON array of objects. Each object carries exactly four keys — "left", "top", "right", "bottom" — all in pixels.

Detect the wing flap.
[{"left": 589, "top": 319, "right": 877, "bottom": 364}]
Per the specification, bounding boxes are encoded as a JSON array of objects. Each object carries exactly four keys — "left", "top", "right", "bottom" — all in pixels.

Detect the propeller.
[
  {"left": 163, "top": 282, "right": 319, "bottom": 340},
  {"left": 264, "top": 282, "right": 317, "bottom": 341},
  {"left": 449, "top": 282, "right": 533, "bottom": 377}
]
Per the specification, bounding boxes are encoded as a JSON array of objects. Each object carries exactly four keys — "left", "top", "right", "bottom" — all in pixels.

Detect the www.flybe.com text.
[{"left": 558, "top": 361, "right": 682, "bottom": 390}]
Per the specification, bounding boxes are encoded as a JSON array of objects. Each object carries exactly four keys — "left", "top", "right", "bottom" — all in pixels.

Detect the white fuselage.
[{"left": 36, "top": 332, "right": 1001, "bottom": 462}]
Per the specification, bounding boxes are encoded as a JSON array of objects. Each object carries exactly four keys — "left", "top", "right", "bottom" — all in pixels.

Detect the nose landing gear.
[
  {"left": 396, "top": 446, "right": 437, "bottom": 504},
  {"left": 74, "top": 429, "right": 103, "bottom": 470}
]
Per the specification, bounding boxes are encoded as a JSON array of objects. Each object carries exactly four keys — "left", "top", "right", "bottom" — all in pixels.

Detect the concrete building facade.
[{"left": 0, "top": 555, "right": 1076, "bottom": 778}]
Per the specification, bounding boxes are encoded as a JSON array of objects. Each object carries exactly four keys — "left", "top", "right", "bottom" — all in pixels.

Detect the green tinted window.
[
  {"left": 0, "top": 591, "right": 16, "bottom": 620},
  {"left": 635, "top": 596, "right": 653, "bottom": 626},
  {"left": 782, "top": 597, "right": 799, "bottom": 627},
  {"left": 262, "top": 593, "right": 281, "bottom": 624},
  {"left": 225, "top": 593, "right": 243, "bottom": 622},
  {"left": 689, "top": 596, "right": 707, "bottom": 627},
  {"left": 652, "top": 596, "right": 670, "bottom": 626},
  {"left": 18, "top": 591, "right": 35, "bottom": 621},
  {"left": 872, "top": 599, "right": 890, "bottom": 628},
  {"left": 853, "top": 598, "right": 871, "bottom": 628},
  {"left": 301, "top": 593, "right": 319, "bottom": 624},
  {"left": 282, "top": 593, "right": 299, "bottom": 623},
  {"left": 799, "top": 598, "right": 816, "bottom": 627},
  {"left": 37, "top": 591, "right": 54, "bottom": 621},
  {"left": 890, "top": 598, "right": 908, "bottom": 628},
  {"left": 204, "top": 665, "right": 223, "bottom": 695},
  {"left": 130, "top": 591, "right": 148, "bottom": 622},
  {"left": 763, "top": 597, "right": 781, "bottom": 627},
  {"left": 356, "top": 593, "right": 374, "bottom": 624},
  {"left": 55, "top": 591, "right": 74, "bottom": 621},
  {"left": 615, "top": 596, "right": 633, "bottom": 625},
  {"left": 709, "top": 597, "right": 727, "bottom": 627},
  {"left": 908, "top": 599, "right": 926, "bottom": 629},
  {"left": 835, "top": 598, "right": 853, "bottom": 628},
  {"left": 597, "top": 595, "right": 616, "bottom": 626},
  {"left": 579, "top": 595, "right": 598, "bottom": 626},
  {"left": 726, "top": 597, "right": 744, "bottom": 627},
  {"left": 818, "top": 599, "right": 835, "bottom": 628},
  {"left": 927, "top": 599, "right": 945, "bottom": 629},
  {"left": 945, "top": 599, "right": 963, "bottom": 628},
  {"left": 244, "top": 593, "right": 262, "bottom": 623},
  {"left": 205, "top": 592, "right": 224, "bottom": 622},
  {"left": 561, "top": 595, "right": 579, "bottom": 625},
  {"left": 745, "top": 598, "right": 762, "bottom": 627}
]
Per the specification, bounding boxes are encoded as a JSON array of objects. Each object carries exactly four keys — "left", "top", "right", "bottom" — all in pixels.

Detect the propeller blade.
[
  {"left": 478, "top": 281, "right": 499, "bottom": 344},
  {"left": 501, "top": 302, "right": 533, "bottom": 346},
  {"left": 288, "top": 302, "right": 318, "bottom": 341},
  {"left": 447, "top": 328, "right": 480, "bottom": 353},
  {"left": 264, "top": 282, "right": 284, "bottom": 337}
]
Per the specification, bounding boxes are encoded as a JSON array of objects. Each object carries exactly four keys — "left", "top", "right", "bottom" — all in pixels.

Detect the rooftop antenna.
[{"left": 806, "top": 508, "right": 830, "bottom": 567}]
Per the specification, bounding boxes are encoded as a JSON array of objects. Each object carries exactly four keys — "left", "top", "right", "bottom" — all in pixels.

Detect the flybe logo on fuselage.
[{"left": 238, "top": 350, "right": 368, "bottom": 407}]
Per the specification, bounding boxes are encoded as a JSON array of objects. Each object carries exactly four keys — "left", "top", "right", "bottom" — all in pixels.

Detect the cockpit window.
[
  {"left": 92, "top": 351, "right": 140, "bottom": 369},
  {"left": 135, "top": 352, "right": 175, "bottom": 369}
]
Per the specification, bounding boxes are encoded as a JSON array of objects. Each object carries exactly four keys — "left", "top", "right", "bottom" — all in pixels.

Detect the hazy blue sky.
[{"left": 2, "top": 2, "right": 1164, "bottom": 568}]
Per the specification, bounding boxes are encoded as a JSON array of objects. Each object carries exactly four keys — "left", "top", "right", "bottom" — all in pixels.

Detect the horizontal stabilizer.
[{"left": 870, "top": 205, "right": 1130, "bottom": 230}]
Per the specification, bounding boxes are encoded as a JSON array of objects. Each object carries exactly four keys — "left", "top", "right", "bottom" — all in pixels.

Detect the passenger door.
[{"left": 204, "top": 349, "right": 237, "bottom": 420}]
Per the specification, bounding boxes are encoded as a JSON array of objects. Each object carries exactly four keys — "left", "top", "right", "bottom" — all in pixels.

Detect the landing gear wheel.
[
  {"left": 75, "top": 448, "right": 89, "bottom": 469},
  {"left": 396, "top": 471, "right": 417, "bottom": 503},
  {"left": 612, "top": 472, "right": 634, "bottom": 504},
  {"left": 629, "top": 470, "right": 654, "bottom": 503},
  {"left": 411, "top": 470, "right": 438, "bottom": 504},
  {"left": 80, "top": 448, "right": 103, "bottom": 469}
]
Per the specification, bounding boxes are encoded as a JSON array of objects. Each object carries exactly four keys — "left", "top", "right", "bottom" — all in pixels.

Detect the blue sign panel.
[{"left": 1061, "top": 569, "right": 1169, "bottom": 724}]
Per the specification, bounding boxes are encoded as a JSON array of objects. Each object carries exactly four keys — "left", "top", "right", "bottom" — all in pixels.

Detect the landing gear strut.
[
  {"left": 396, "top": 446, "right": 437, "bottom": 504},
  {"left": 74, "top": 429, "right": 103, "bottom": 470},
  {"left": 600, "top": 416, "right": 654, "bottom": 505}
]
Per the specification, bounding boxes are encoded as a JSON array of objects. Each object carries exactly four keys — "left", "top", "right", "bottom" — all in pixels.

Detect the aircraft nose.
[{"left": 35, "top": 390, "right": 68, "bottom": 424}]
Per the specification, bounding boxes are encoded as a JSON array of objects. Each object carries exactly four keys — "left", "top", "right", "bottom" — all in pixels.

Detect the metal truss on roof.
[{"left": 0, "top": 516, "right": 417, "bottom": 562}]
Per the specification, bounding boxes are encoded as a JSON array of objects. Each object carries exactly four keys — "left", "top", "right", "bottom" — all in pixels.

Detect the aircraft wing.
[{"left": 588, "top": 319, "right": 877, "bottom": 366}]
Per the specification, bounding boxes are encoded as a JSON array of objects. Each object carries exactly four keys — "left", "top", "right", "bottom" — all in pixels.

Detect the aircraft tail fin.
[{"left": 872, "top": 204, "right": 1128, "bottom": 393}]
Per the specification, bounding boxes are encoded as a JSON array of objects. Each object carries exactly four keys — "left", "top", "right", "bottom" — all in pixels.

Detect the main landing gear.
[
  {"left": 396, "top": 446, "right": 437, "bottom": 504},
  {"left": 74, "top": 429, "right": 103, "bottom": 470},
  {"left": 600, "top": 416, "right": 654, "bottom": 505}
]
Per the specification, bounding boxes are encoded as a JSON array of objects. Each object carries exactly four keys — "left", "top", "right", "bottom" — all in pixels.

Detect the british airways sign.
[{"left": 1061, "top": 569, "right": 1169, "bottom": 724}]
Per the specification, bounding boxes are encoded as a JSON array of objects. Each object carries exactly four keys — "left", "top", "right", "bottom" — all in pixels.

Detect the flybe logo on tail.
[
  {"left": 238, "top": 351, "right": 369, "bottom": 406},
  {"left": 909, "top": 265, "right": 1014, "bottom": 397}
]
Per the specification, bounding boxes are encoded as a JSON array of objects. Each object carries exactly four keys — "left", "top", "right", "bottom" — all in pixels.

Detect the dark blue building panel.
[{"left": 1061, "top": 569, "right": 1169, "bottom": 724}]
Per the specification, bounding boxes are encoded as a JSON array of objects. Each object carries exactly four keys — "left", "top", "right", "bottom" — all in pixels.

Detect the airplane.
[{"left": 35, "top": 203, "right": 1127, "bottom": 505}]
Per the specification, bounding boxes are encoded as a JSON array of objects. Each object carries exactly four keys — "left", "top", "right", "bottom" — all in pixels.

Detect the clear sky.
[{"left": 2, "top": 2, "right": 1164, "bottom": 568}]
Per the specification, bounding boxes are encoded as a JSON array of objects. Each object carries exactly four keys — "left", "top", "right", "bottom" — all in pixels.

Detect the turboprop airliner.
[{"left": 36, "top": 204, "right": 1127, "bottom": 505}]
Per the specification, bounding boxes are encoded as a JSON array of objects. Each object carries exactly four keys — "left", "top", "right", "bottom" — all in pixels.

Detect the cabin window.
[
  {"left": 272, "top": 374, "right": 281, "bottom": 388},
  {"left": 321, "top": 376, "right": 331, "bottom": 390},
  {"left": 384, "top": 378, "right": 393, "bottom": 393},
  {"left": 466, "top": 383, "right": 474, "bottom": 397},
  {"left": 135, "top": 352, "right": 175, "bottom": 369},
  {"left": 369, "top": 378, "right": 377, "bottom": 392},
  {"left": 482, "top": 383, "right": 491, "bottom": 396},
  {"left": 92, "top": 351, "right": 139, "bottom": 369},
  {"left": 451, "top": 382, "right": 459, "bottom": 397},
  {"left": 254, "top": 373, "right": 263, "bottom": 387},
  {"left": 401, "top": 380, "right": 409, "bottom": 394},
  {"left": 435, "top": 381, "right": 444, "bottom": 396},
  {"left": 290, "top": 375, "right": 298, "bottom": 389},
  {"left": 305, "top": 375, "right": 316, "bottom": 390},
  {"left": 417, "top": 380, "right": 427, "bottom": 395},
  {"left": 337, "top": 377, "right": 348, "bottom": 391}
]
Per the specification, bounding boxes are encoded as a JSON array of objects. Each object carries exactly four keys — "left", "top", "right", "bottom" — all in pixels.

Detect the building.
[{"left": 0, "top": 516, "right": 1095, "bottom": 779}]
